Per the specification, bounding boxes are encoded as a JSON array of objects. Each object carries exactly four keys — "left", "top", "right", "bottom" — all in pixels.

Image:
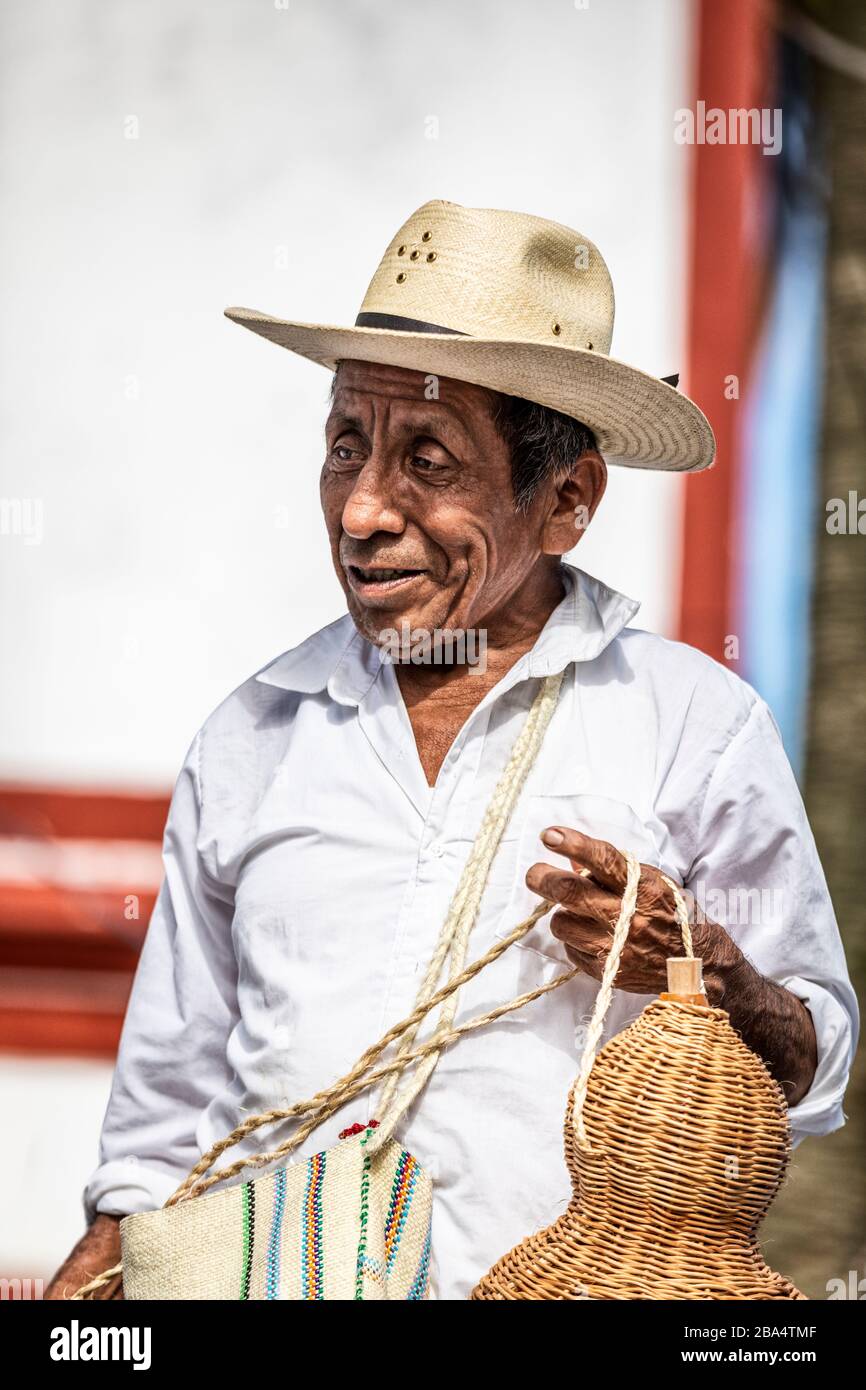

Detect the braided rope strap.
[
  {"left": 71, "top": 857, "right": 693, "bottom": 1298},
  {"left": 370, "top": 669, "right": 565, "bottom": 1153},
  {"left": 71, "top": 672, "right": 565, "bottom": 1299},
  {"left": 159, "top": 672, "right": 565, "bottom": 1208},
  {"left": 70, "top": 904, "right": 578, "bottom": 1298},
  {"left": 570, "top": 853, "right": 694, "bottom": 1143},
  {"left": 71, "top": 676, "right": 694, "bottom": 1297}
]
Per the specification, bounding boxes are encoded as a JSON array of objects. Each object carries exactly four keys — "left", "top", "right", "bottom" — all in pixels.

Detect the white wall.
[
  {"left": 0, "top": 1056, "right": 113, "bottom": 1282},
  {"left": 0, "top": 0, "right": 694, "bottom": 788}
]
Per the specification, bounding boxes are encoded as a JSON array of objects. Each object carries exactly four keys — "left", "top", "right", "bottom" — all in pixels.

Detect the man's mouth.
[{"left": 345, "top": 564, "right": 427, "bottom": 593}]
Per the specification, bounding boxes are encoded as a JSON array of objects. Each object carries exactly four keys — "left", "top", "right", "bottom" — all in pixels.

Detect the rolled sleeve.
[
  {"left": 777, "top": 976, "right": 855, "bottom": 1143},
  {"left": 83, "top": 730, "right": 239, "bottom": 1222},
  {"left": 685, "top": 696, "right": 859, "bottom": 1142}
]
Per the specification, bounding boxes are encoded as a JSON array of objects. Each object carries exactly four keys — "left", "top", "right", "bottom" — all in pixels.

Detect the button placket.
[{"left": 378, "top": 714, "right": 487, "bottom": 1030}]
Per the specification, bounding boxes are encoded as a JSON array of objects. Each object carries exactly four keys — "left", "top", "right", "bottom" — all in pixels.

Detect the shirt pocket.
[{"left": 493, "top": 792, "right": 664, "bottom": 964}]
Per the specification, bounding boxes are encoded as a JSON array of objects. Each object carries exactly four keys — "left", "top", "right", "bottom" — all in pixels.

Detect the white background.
[{"left": 0, "top": 0, "right": 694, "bottom": 789}]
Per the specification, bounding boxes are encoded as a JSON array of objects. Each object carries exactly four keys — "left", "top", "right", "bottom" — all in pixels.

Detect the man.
[{"left": 48, "top": 201, "right": 857, "bottom": 1300}]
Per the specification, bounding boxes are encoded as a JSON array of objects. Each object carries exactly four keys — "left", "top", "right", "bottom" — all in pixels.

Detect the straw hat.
[{"left": 225, "top": 200, "right": 715, "bottom": 473}]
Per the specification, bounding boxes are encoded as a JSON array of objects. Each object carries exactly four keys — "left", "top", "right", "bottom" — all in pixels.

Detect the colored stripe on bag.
[
  {"left": 240, "top": 1183, "right": 255, "bottom": 1300},
  {"left": 407, "top": 1223, "right": 432, "bottom": 1300},
  {"left": 354, "top": 1135, "right": 373, "bottom": 1300},
  {"left": 384, "top": 1151, "right": 420, "bottom": 1271},
  {"left": 265, "top": 1168, "right": 287, "bottom": 1299},
  {"left": 301, "top": 1152, "right": 326, "bottom": 1299}
]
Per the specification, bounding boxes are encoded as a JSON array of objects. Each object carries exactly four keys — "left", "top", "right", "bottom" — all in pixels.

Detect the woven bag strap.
[
  {"left": 72, "top": 859, "right": 693, "bottom": 1297},
  {"left": 70, "top": 908, "right": 579, "bottom": 1298},
  {"left": 166, "top": 901, "right": 578, "bottom": 1205},
  {"left": 167, "top": 670, "right": 566, "bottom": 1205},
  {"left": 168, "top": 860, "right": 692, "bottom": 1202},
  {"left": 370, "top": 669, "right": 564, "bottom": 1152},
  {"left": 71, "top": 671, "right": 692, "bottom": 1299},
  {"left": 569, "top": 852, "right": 693, "bottom": 1142}
]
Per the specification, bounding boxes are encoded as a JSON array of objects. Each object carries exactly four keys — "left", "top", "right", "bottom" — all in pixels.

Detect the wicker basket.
[{"left": 471, "top": 991, "right": 805, "bottom": 1300}]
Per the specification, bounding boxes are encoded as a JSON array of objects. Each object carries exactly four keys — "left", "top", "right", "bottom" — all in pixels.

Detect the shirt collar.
[{"left": 254, "top": 562, "right": 640, "bottom": 706}]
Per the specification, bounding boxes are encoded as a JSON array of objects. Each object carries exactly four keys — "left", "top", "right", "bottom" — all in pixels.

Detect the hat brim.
[{"left": 224, "top": 307, "right": 715, "bottom": 473}]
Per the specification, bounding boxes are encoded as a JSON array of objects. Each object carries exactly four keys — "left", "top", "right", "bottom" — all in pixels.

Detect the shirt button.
[{"left": 429, "top": 840, "right": 445, "bottom": 858}]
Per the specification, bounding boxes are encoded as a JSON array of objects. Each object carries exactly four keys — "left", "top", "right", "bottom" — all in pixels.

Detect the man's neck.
[{"left": 394, "top": 562, "right": 567, "bottom": 711}]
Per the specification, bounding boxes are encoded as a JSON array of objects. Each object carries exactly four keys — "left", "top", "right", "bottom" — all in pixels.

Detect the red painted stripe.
[
  {"left": 0, "top": 966, "right": 133, "bottom": 1011},
  {"left": 0, "top": 786, "right": 169, "bottom": 842},
  {"left": 0, "top": 786, "right": 167, "bottom": 1055},
  {"left": 0, "top": 882, "right": 152, "bottom": 958},
  {"left": 0, "top": 963, "right": 132, "bottom": 1054},
  {"left": 678, "top": 0, "right": 775, "bottom": 657},
  {"left": 0, "top": 1009, "right": 124, "bottom": 1057}
]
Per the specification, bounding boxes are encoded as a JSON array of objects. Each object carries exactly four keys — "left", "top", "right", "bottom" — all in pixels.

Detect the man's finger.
[
  {"left": 526, "top": 863, "right": 616, "bottom": 920},
  {"left": 548, "top": 910, "right": 610, "bottom": 952},
  {"left": 548, "top": 913, "right": 609, "bottom": 979},
  {"left": 540, "top": 826, "right": 629, "bottom": 893}
]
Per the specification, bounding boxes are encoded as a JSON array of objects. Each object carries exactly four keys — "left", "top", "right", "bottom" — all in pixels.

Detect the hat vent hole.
[
  {"left": 421, "top": 230, "right": 432, "bottom": 242},
  {"left": 552, "top": 322, "right": 562, "bottom": 336},
  {"left": 397, "top": 245, "right": 406, "bottom": 256},
  {"left": 396, "top": 272, "right": 406, "bottom": 283}
]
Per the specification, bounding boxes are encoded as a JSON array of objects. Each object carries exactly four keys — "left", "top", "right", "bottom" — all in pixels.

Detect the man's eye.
[
  {"left": 412, "top": 455, "right": 442, "bottom": 472},
  {"left": 332, "top": 445, "right": 360, "bottom": 462}
]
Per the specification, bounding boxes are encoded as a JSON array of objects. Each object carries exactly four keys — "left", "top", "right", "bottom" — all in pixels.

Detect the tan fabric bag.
[{"left": 121, "top": 1126, "right": 432, "bottom": 1301}]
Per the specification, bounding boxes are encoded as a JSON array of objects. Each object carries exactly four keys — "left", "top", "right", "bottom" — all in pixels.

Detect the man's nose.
[{"left": 340, "top": 461, "right": 405, "bottom": 539}]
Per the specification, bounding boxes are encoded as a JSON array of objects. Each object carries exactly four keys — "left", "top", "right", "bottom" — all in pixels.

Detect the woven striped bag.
[
  {"left": 76, "top": 672, "right": 579, "bottom": 1301},
  {"left": 120, "top": 1126, "right": 432, "bottom": 1301}
]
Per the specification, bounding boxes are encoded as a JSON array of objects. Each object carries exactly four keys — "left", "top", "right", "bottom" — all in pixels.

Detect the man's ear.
[{"left": 540, "top": 451, "right": 607, "bottom": 556}]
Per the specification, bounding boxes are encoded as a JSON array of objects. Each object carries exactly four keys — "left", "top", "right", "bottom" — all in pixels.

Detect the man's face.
[{"left": 320, "top": 360, "right": 599, "bottom": 646}]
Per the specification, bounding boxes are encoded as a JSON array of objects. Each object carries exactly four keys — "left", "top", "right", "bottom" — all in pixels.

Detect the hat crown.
[{"left": 359, "top": 200, "right": 615, "bottom": 355}]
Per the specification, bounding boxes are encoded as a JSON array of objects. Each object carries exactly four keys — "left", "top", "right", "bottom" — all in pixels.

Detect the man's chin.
[
  {"left": 349, "top": 599, "right": 428, "bottom": 647},
  {"left": 346, "top": 592, "right": 462, "bottom": 649}
]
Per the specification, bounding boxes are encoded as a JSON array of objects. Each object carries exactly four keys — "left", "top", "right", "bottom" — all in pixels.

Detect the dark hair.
[{"left": 489, "top": 393, "right": 598, "bottom": 514}]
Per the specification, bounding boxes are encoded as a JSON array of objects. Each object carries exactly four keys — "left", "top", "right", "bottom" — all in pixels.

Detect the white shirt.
[{"left": 85, "top": 563, "right": 858, "bottom": 1299}]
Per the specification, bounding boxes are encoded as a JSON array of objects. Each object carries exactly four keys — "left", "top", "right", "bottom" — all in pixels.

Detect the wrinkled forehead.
[{"left": 329, "top": 358, "right": 500, "bottom": 428}]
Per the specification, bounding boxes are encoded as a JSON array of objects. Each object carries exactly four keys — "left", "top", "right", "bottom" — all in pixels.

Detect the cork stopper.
[{"left": 661, "top": 956, "right": 706, "bottom": 1005}]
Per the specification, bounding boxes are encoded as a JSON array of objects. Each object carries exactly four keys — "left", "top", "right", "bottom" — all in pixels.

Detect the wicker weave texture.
[{"left": 472, "top": 998, "right": 805, "bottom": 1301}]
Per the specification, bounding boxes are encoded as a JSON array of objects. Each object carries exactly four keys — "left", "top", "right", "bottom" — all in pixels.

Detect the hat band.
[
  {"left": 353, "top": 311, "right": 680, "bottom": 389},
  {"left": 354, "top": 311, "right": 467, "bottom": 335}
]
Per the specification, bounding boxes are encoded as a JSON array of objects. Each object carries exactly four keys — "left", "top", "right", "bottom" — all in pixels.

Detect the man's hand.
[
  {"left": 528, "top": 826, "right": 818, "bottom": 1107},
  {"left": 43, "top": 1214, "right": 123, "bottom": 1300},
  {"left": 526, "top": 826, "right": 739, "bottom": 998}
]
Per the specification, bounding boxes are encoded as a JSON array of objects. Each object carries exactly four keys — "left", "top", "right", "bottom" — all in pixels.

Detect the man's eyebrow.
[
  {"left": 327, "top": 403, "right": 472, "bottom": 449},
  {"left": 326, "top": 410, "right": 368, "bottom": 435},
  {"left": 405, "top": 414, "right": 465, "bottom": 440}
]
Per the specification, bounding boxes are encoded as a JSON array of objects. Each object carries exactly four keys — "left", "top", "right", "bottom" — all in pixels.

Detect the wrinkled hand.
[
  {"left": 43, "top": 1213, "right": 124, "bottom": 1300},
  {"left": 526, "top": 826, "right": 725, "bottom": 997}
]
